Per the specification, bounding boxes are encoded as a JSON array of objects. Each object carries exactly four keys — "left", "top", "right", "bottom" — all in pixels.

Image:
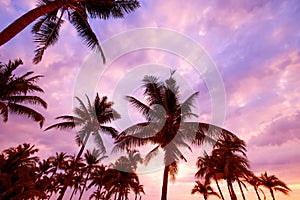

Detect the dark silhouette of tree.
[
  {"left": 246, "top": 173, "right": 263, "bottom": 200},
  {"left": 88, "top": 165, "right": 107, "bottom": 199},
  {"left": 0, "top": 0, "right": 141, "bottom": 64},
  {"left": 191, "top": 180, "right": 220, "bottom": 200},
  {"left": 104, "top": 149, "right": 143, "bottom": 200},
  {"left": 0, "top": 59, "right": 47, "bottom": 127},
  {"left": 78, "top": 149, "right": 107, "bottom": 200},
  {"left": 114, "top": 73, "right": 236, "bottom": 200},
  {"left": 45, "top": 94, "right": 120, "bottom": 200},
  {"left": 0, "top": 143, "right": 45, "bottom": 199},
  {"left": 195, "top": 152, "right": 225, "bottom": 200},
  {"left": 259, "top": 171, "right": 291, "bottom": 200},
  {"left": 211, "top": 133, "right": 250, "bottom": 200}
]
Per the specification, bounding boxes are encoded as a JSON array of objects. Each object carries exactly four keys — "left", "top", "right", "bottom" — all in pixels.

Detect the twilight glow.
[{"left": 0, "top": 0, "right": 299, "bottom": 199}]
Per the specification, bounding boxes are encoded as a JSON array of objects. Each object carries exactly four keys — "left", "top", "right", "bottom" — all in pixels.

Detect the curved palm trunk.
[
  {"left": 57, "top": 132, "right": 91, "bottom": 200},
  {"left": 254, "top": 186, "right": 261, "bottom": 200},
  {"left": 0, "top": 1, "right": 64, "bottom": 46},
  {"left": 78, "top": 171, "right": 91, "bottom": 200},
  {"left": 237, "top": 179, "right": 246, "bottom": 200},
  {"left": 227, "top": 180, "right": 237, "bottom": 200},
  {"left": 214, "top": 176, "right": 225, "bottom": 200},
  {"left": 161, "top": 165, "right": 170, "bottom": 200},
  {"left": 70, "top": 188, "right": 76, "bottom": 200},
  {"left": 270, "top": 188, "right": 276, "bottom": 200}
]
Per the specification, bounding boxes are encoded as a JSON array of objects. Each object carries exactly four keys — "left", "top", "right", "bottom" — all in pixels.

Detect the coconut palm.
[
  {"left": 259, "top": 172, "right": 291, "bottom": 200},
  {"left": 246, "top": 173, "right": 262, "bottom": 200},
  {"left": 0, "top": 0, "right": 141, "bottom": 64},
  {"left": 191, "top": 180, "right": 220, "bottom": 200},
  {"left": 211, "top": 133, "right": 250, "bottom": 200},
  {"left": 195, "top": 152, "right": 225, "bottom": 200},
  {"left": 0, "top": 59, "right": 47, "bottom": 127},
  {"left": 88, "top": 165, "right": 107, "bottom": 199},
  {"left": 45, "top": 93, "right": 120, "bottom": 200},
  {"left": 114, "top": 73, "right": 235, "bottom": 200},
  {"left": 0, "top": 143, "right": 45, "bottom": 199},
  {"left": 78, "top": 149, "right": 107, "bottom": 200}
]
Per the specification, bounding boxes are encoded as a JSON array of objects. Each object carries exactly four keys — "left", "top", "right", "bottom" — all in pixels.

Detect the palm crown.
[
  {"left": 0, "top": 59, "right": 47, "bottom": 127},
  {"left": 0, "top": 0, "right": 140, "bottom": 63}
]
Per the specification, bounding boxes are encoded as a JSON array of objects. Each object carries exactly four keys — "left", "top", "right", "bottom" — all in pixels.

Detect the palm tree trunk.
[
  {"left": 254, "top": 186, "right": 261, "bottom": 200},
  {"left": 214, "top": 177, "right": 225, "bottom": 200},
  {"left": 237, "top": 179, "right": 246, "bottom": 200},
  {"left": 0, "top": 1, "right": 64, "bottom": 46},
  {"left": 161, "top": 165, "right": 170, "bottom": 200},
  {"left": 270, "top": 188, "right": 276, "bottom": 200},
  {"left": 70, "top": 188, "right": 76, "bottom": 200},
  {"left": 78, "top": 171, "right": 90, "bottom": 200},
  {"left": 57, "top": 132, "right": 91, "bottom": 200},
  {"left": 227, "top": 180, "right": 237, "bottom": 200}
]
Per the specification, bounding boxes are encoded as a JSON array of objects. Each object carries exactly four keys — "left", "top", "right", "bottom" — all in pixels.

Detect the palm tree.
[
  {"left": 246, "top": 173, "right": 262, "bottom": 200},
  {"left": 259, "top": 172, "right": 291, "bottom": 200},
  {"left": 45, "top": 93, "right": 120, "bottom": 200},
  {"left": 0, "top": 143, "right": 45, "bottom": 199},
  {"left": 88, "top": 165, "right": 107, "bottom": 199},
  {"left": 133, "top": 184, "right": 145, "bottom": 200},
  {"left": 195, "top": 152, "right": 225, "bottom": 200},
  {"left": 78, "top": 149, "right": 107, "bottom": 200},
  {"left": 105, "top": 150, "right": 142, "bottom": 200},
  {"left": 114, "top": 73, "right": 236, "bottom": 200},
  {"left": 0, "top": 0, "right": 140, "bottom": 64},
  {"left": 0, "top": 59, "right": 47, "bottom": 127},
  {"left": 211, "top": 133, "right": 250, "bottom": 200},
  {"left": 191, "top": 180, "right": 220, "bottom": 200}
]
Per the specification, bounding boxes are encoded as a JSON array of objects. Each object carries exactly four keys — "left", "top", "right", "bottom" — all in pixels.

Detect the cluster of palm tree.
[
  {"left": 0, "top": 143, "right": 144, "bottom": 200},
  {"left": 192, "top": 133, "right": 291, "bottom": 200},
  {"left": 0, "top": 59, "right": 292, "bottom": 200}
]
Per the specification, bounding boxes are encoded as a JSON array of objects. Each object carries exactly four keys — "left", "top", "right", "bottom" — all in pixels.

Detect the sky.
[{"left": 1, "top": 0, "right": 300, "bottom": 199}]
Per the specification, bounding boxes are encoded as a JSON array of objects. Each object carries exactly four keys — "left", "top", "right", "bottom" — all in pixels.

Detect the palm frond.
[
  {"left": 86, "top": 0, "right": 141, "bottom": 19},
  {"left": 99, "top": 125, "right": 118, "bottom": 138},
  {"left": 69, "top": 9, "right": 105, "bottom": 63},
  {"left": 9, "top": 95, "right": 47, "bottom": 109},
  {"left": 44, "top": 121, "right": 75, "bottom": 131},
  {"left": 144, "top": 145, "right": 160, "bottom": 164},
  {"left": 33, "top": 13, "right": 64, "bottom": 64},
  {"left": 8, "top": 103, "right": 45, "bottom": 127},
  {"left": 0, "top": 101, "right": 8, "bottom": 122}
]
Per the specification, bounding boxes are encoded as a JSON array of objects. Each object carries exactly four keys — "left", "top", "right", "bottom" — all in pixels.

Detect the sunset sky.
[{"left": 1, "top": 0, "right": 300, "bottom": 199}]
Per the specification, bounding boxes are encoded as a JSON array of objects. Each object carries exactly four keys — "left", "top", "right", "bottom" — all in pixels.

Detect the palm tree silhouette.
[
  {"left": 114, "top": 73, "right": 236, "bottom": 200},
  {"left": 45, "top": 93, "right": 120, "bottom": 200},
  {"left": 259, "top": 171, "right": 291, "bottom": 200},
  {"left": 191, "top": 180, "right": 220, "bottom": 200},
  {"left": 78, "top": 149, "right": 107, "bottom": 200},
  {"left": 0, "top": 59, "right": 47, "bottom": 127},
  {"left": 0, "top": 0, "right": 140, "bottom": 64},
  {"left": 104, "top": 150, "right": 142, "bottom": 200},
  {"left": 246, "top": 173, "right": 263, "bottom": 200},
  {"left": 211, "top": 133, "right": 250, "bottom": 200},
  {"left": 0, "top": 143, "right": 45, "bottom": 199},
  {"left": 195, "top": 152, "right": 225, "bottom": 200}
]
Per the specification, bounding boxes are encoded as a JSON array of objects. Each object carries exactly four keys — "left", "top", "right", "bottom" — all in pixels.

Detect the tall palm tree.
[
  {"left": 259, "top": 172, "right": 291, "bottom": 200},
  {"left": 246, "top": 173, "right": 262, "bottom": 200},
  {"left": 88, "top": 165, "right": 107, "bottom": 199},
  {"left": 0, "top": 59, "right": 47, "bottom": 127},
  {"left": 78, "top": 149, "right": 107, "bottom": 200},
  {"left": 114, "top": 73, "right": 236, "bottom": 200},
  {"left": 191, "top": 180, "right": 220, "bottom": 200},
  {"left": 195, "top": 152, "right": 225, "bottom": 200},
  {"left": 0, "top": 0, "right": 141, "bottom": 64},
  {"left": 45, "top": 93, "right": 120, "bottom": 200},
  {"left": 211, "top": 133, "right": 250, "bottom": 200}
]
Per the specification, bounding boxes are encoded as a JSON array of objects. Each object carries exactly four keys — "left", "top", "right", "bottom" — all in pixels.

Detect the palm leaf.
[
  {"left": 33, "top": 13, "right": 64, "bottom": 64},
  {"left": 9, "top": 95, "right": 47, "bottom": 109},
  {"left": 69, "top": 9, "right": 105, "bottom": 63},
  {"left": 8, "top": 103, "right": 45, "bottom": 127}
]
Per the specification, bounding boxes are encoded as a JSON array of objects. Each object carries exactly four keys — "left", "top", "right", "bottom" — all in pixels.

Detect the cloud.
[{"left": 248, "top": 112, "right": 300, "bottom": 146}]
